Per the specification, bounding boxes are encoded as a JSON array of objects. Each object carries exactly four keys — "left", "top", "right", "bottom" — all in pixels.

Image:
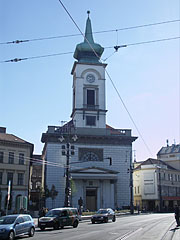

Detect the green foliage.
[{"left": 70, "top": 179, "right": 77, "bottom": 197}]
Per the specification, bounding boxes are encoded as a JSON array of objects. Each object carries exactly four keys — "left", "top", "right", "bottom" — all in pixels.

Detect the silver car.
[{"left": 0, "top": 214, "right": 35, "bottom": 240}]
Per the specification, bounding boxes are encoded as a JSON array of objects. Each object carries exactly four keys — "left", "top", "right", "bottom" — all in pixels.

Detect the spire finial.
[{"left": 87, "top": 10, "right": 90, "bottom": 17}]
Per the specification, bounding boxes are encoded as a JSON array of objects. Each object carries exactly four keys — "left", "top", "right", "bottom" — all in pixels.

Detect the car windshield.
[
  {"left": 97, "top": 209, "right": 108, "bottom": 214},
  {"left": 45, "top": 210, "right": 60, "bottom": 217},
  {"left": 0, "top": 216, "right": 17, "bottom": 225}
]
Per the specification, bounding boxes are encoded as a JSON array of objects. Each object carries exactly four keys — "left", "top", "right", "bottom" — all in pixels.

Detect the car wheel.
[
  {"left": 40, "top": 226, "right": 45, "bottom": 231},
  {"left": 73, "top": 220, "right": 78, "bottom": 228},
  {"left": 60, "top": 225, "right": 64, "bottom": 229},
  {"left": 8, "top": 231, "right": 15, "bottom": 240},
  {"left": 53, "top": 223, "right": 59, "bottom": 230},
  {"left": 91, "top": 220, "right": 95, "bottom": 224},
  {"left": 29, "top": 227, "right": 35, "bottom": 237},
  {"left": 112, "top": 216, "right": 116, "bottom": 222}
]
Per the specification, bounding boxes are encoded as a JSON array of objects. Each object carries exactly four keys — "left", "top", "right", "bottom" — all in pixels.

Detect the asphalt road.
[{"left": 30, "top": 213, "right": 180, "bottom": 240}]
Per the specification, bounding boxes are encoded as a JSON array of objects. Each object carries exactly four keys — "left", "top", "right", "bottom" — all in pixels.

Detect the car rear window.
[
  {"left": 23, "top": 216, "right": 31, "bottom": 222},
  {"left": 97, "top": 210, "right": 108, "bottom": 214}
]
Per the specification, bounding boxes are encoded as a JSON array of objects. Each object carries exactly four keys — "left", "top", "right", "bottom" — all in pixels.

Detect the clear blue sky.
[{"left": 0, "top": 0, "right": 179, "bottom": 161}]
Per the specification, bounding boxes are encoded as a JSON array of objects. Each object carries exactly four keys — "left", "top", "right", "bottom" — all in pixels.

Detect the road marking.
[{"left": 115, "top": 227, "right": 143, "bottom": 240}]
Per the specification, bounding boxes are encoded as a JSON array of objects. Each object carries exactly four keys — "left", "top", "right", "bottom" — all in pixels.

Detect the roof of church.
[
  {"left": 73, "top": 11, "right": 104, "bottom": 64},
  {"left": 157, "top": 144, "right": 180, "bottom": 155}
]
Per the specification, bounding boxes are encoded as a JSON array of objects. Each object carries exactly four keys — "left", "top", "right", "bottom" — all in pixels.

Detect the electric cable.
[
  {"left": 0, "top": 19, "right": 179, "bottom": 45},
  {"left": 0, "top": 36, "right": 179, "bottom": 63}
]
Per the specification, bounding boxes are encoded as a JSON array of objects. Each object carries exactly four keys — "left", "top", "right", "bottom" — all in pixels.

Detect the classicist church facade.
[{"left": 41, "top": 13, "right": 137, "bottom": 211}]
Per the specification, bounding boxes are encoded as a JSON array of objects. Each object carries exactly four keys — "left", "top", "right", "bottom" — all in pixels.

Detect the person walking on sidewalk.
[{"left": 174, "top": 205, "right": 180, "bottom": 227}]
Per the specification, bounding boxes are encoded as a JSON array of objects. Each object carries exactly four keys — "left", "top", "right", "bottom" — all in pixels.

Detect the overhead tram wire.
[
  {"left": 0, "top": 19, "right": 179, "bottom": 45},
  {"left": 57, "top": 0, "right": 154, "bottom": 156},
  {"left": 0, "top": 36, "right": 179, "bottom": 64},
  {"left": 2, "top": 151, "right": 77, "bottom": 169}
]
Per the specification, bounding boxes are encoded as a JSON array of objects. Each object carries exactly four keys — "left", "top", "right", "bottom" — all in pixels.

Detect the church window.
[
  {"left": 86, "top": 116, "right": 96, "bottom": 126},
  {"left": 87, "top": 89, "right": 95, "bottom": 106},
  {"left": 79, "top": 148, "right": 103, "bottom": 162}
]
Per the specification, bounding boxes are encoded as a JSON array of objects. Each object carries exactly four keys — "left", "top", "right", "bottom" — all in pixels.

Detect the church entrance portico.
[{"left": 70, "top": 166, "right": 118, "bottom": 211}]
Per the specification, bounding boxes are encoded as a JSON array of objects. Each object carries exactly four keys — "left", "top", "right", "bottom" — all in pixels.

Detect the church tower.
[{"left": 71, "top": 11, "right": 107, "bottom": 128}]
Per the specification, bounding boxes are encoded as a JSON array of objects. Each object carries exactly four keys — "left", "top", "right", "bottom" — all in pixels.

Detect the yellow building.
[
  {"left": 133, "top": 158, "right": 180, "bottom": 212},
  {"left": 0, "top": 127, "right": 33, "bottom": 214}
]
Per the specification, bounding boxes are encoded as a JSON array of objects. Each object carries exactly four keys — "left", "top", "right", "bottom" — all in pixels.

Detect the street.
[{"left": 30, "top": 213, "right": 180, "bottom": 240}]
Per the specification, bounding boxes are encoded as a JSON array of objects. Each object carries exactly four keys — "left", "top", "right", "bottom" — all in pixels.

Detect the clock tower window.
[
  {"left": 87, "top": 89, "right": 95, "bottom": 106},
  {"left": 86, "top": 116, "right": 96, "bottom": 126}
]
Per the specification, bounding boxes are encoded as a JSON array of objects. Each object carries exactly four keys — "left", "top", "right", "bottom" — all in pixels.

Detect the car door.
[
  {"left": 14, "top": 217, "right": 24, "bottom": 236},
  {"left": 60, "top": 210, "right": 69, "bottom": 226},
  {"left": 22, "top": 216, "right": 31, "bottom": 234}
]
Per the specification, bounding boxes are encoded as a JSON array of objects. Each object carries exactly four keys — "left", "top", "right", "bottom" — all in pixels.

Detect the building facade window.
[
  {"left": 18, "top": 173, "right": 24, "bottom": 185},
  {"left": 0, "top": 172, "right": 2, "bottom": 185},
  {"left": 0, "top": 152, "right": 3, "bottom": 163},
  {"left": 19, "top": 153, "right": 24, "bottom": 165},
  {"left": 86, "top": 116, "right": 96, "bottom": 126},
  {"left": 8, "top": 152, "right": 14, "bottom": 164},
  {"left": 7, "top": 172, "right": 13, "bottom": 185}
]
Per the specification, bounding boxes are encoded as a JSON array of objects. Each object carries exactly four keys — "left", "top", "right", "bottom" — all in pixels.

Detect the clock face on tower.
[{"left": 86, "top": 74, "right": 95, "bottom": 83}]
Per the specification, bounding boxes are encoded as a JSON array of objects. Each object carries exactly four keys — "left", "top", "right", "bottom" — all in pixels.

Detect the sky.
[{"left": 0, "top": 0, "right": 179, "bottom": 161}]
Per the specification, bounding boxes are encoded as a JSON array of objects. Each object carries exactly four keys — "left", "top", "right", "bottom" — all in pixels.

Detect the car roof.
[
  {"left": 2, "top": 214, "right": 31, "bottom": 218},
  {"left": 49, "top": 207, "right": 77, "bottom": 211}
]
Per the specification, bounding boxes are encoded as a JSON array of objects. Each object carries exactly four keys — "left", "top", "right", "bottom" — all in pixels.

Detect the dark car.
[
  {"left": 0, "top": 214, "right": 35, "bottom": 240},
  {"left": 38, "top": 207, "right": 79, "bottom": 230},
  {"left": 91, "top": 208, "right": 116, "bottom": 223}
]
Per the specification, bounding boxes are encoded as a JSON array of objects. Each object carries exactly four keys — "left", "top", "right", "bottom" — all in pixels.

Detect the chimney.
[{"left": 0, "top": 127, "right": 6, "bottom": 133}]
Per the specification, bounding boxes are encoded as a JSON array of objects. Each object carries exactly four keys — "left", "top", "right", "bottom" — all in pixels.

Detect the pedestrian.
[{"left": 174, "top": 205, "right": 179, "bottom": 227}]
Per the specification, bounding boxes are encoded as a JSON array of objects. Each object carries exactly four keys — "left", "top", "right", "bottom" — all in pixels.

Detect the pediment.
[{"left": 70, "top": 166, "right": 119, "bottom": 174}]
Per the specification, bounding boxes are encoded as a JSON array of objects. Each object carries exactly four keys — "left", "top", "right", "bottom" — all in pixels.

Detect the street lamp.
[{"left": 59, "top": 124, "right": 77, "bottom": 207}]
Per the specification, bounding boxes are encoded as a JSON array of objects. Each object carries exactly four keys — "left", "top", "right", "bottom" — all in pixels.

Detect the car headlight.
[{"left": 0, "top": 228, "right": 6, "bottom": 233}]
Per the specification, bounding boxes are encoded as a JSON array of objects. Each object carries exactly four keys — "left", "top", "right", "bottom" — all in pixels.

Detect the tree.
[{"left": 37, "top": 185, "right": 50, "bottom": 209}]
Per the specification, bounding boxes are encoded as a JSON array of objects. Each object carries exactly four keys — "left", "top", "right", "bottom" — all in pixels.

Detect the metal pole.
[
  {"left": 130, "top": 152, "right": 134, "bottom": 214},
  {"left": 64, "top": 143, "right": 71, "bottom": 207},
  {"left": 159, "top": 169, "right": 162, "bottom": 212}
]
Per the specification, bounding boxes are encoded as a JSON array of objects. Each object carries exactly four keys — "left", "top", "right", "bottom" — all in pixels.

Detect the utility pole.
[
  {"left": 64, "top": 143, "right": 71, "bottom": 207},
  {"left": 128, "top": 151, "right": 134, "bottom": 214},
  {"left": 59, "top": 121, "right": 77, "bottom": 207}
]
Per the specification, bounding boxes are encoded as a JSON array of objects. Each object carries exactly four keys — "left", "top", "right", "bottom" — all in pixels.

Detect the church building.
[{"left": 41, "top": 13, "right": 137, "bottom": 211}]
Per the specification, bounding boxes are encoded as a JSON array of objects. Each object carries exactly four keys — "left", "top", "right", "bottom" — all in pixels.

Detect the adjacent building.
[
  {"left": 157, "top": 143, "right": 180, "bottom": 170},
  {"left": 42, "top": 13, "right": 137, "bottom": 211},
  {"left": 133, "top": 158, "right": 180, "bottom": 212},
  {"left": 0, "top": 127, "right": 33, "bottom": 214},
  {"left": 29, "top": 154, "right": 45, "bottom": 211}
]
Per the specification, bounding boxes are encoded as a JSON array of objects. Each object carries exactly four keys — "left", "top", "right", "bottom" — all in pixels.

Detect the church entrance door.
[{"left": 86, "top": 188, "right": 97, "bottom": 211}]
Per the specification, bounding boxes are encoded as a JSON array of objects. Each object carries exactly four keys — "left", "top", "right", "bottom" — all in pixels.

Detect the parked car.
[
  {"left": 38, "top": 207, "right": 79, "bottom": 230},
  {"left": 0, "top": 214, "right": 35, "bottom": 240},
  {"left": 91, "top": 208, "right": 116, "bottom": 223}
]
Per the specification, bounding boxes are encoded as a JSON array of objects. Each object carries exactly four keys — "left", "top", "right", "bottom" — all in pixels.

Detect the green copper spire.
[{"left": 73, "top": 11, "right": 104, "bottom": 63}]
